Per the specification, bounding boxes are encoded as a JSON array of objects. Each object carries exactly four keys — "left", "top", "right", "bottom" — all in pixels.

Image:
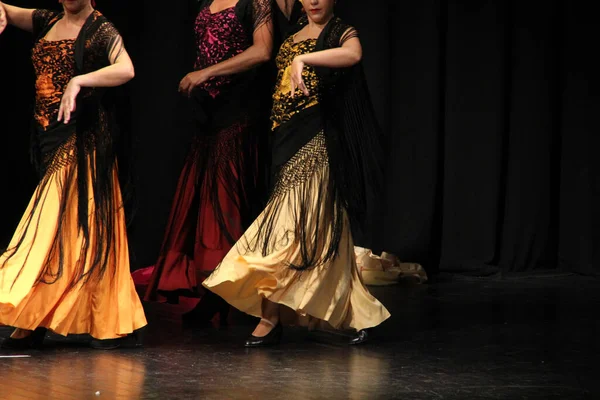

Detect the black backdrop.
[{"left": 1, "top": 0, "right": 598, "bottom": 277}]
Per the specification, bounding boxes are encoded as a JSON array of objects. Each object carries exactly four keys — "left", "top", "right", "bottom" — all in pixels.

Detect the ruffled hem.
[
  {"left": 0, "top": 155, "right": 147, "bottom": 339},
  {"left": 204, "top": 226, "right": 390, "bottom": 331}
]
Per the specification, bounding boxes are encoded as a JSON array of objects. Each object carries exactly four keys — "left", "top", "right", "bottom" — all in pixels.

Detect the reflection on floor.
[{"left": 1, "top": 274, "right": 598, "bottom": 399}]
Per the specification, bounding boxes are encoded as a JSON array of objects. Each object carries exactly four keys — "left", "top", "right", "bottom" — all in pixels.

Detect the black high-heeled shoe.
[
  {"left": 1, "top": 328, "right": 47, "bottom": 350},
  {"left": 182, "top": 291, "right": 230, "bottom": 328},
  {"left": 90, "top": 326, "right": 147, "bottom": 350},
  {"left": 348, "top": 329, "right": 369, "bottom": 345},
  {"left": 245, "top": 320, "right": 282, "bottom": 348}
]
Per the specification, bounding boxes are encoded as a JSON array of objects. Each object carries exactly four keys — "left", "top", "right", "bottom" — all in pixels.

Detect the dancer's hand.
[
  {"left": 179, "top": 69, "right": 211, "bottom": 97},
  {"left": 0, "top": 3, "right": 7, "bottom": 35},
  {"left": 290, "top": 56, "right": 309, "bottom": 98},
  {"left": 57, "top": 77, "right": 82, "bottom": 124}
]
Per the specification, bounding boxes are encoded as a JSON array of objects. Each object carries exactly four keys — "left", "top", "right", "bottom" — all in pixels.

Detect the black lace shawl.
[
  {"left": 2, "top": 10, "right": 126, "bottom": 287},
  {"left": 183, "top": 0, "right": 275, "bottom": 239}
]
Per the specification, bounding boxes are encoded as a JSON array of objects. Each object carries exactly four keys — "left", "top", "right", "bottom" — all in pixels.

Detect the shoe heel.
[
  {"left": 31, "top": 328, "right": 47, "bottom": 348},
  {"left": 273, "top": 327, "right": 282, "bottom": 344},
  {"left": 132, "top": 326, "right": 147, "bottom": 347},
  {"left": 349, "top": 329, "right": 369, "bottom": 345},
  {"left": 1, "top": 327, "right": 47, "bottom": 350}
]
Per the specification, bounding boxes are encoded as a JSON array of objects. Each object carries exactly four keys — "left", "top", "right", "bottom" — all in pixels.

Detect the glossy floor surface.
[{"left": 1, "top": 274, "right": 598, "bottom": 399}]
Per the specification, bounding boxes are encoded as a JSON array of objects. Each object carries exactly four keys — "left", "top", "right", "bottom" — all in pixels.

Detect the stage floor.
[{"left": 1, "top": 274, "right": 598, "bottom": 399}]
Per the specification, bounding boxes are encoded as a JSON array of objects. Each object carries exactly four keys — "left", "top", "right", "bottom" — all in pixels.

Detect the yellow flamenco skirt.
[
  {"left": 203, "top": 134, "right": 390, "bottom": 331},
  {"left": 0, "top": 150, "right": 147, "bottom": 340}
]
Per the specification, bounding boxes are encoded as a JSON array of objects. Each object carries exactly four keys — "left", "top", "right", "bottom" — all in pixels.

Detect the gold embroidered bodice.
[{"left": 271, "top": 36, "right": 320, "bottom": 130}]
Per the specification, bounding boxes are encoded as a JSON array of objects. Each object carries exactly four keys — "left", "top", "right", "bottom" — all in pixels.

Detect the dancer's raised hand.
[{"left": 0, "top": 3, "right": 8, "bottom": 35}]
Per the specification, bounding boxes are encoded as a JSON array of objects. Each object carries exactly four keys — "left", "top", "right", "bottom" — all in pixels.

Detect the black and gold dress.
[
  {"left": 0, "top": 10, "right": 146, "bottom": 340},
  {"left": 203, "top": 30, "right": 390, "bottom": 331}
]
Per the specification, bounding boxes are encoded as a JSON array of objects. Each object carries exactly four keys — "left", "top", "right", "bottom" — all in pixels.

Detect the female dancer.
[
  {"left": 203, "top": 0, "right": 390, "bottom": 346},
  {"left": 142, "top": 0, "right": 276, "bottom": 325},
  {"left": 0, "top": 1, "right": 147, "bottom": 350}
]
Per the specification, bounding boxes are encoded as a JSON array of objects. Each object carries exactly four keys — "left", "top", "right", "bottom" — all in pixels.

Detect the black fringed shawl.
[
  {"left": 2, "top": 9, "right": 125, "bottom": 287},
  {"left": 251, "top": 15, "right": 385, "bottom": 271},
  {"left": 181, "top": 0, "right": 275, "bottom": 245},
  {"left": 306, "top": 16, "right": 384, "bottom": 233}
]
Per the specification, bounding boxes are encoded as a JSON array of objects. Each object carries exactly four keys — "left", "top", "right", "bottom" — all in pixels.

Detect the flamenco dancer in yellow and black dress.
[
  {"left": 204, "top": 0, "right": 390, "bottom": 346},
  {"left": 0, "top": 0, "right": 147, "bottom": 350}
]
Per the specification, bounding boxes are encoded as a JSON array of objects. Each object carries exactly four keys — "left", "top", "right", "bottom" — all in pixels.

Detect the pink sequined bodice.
[{"left": 194, "top": 5, "right": 251, "bottom": 97}]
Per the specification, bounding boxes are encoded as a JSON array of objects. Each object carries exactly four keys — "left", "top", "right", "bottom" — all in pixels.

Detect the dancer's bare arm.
[{"left": 0, "top": 2, "right": 35, "bottom": 34}]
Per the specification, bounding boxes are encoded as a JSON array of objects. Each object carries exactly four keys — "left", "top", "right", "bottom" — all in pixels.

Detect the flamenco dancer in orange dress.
[{"left": 0, "top": 0, "right": 147, "bottom": 350}]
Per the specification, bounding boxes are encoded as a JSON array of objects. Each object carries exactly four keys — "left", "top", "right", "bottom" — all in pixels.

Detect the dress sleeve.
[
  {"left": 323, "top": 19, "right": 358, "bottom": 49},
  {"left": 196, "top": 0, "right": 210, "bottom": 13},
  {"left": 91, "top": 20, "right": 125, "bottom": 64},
  {"left": 252, "top": 0, "right": 273, "bottom": 31},
  {"left": 32, "top": 9, "right": 59, "bottom": 39},
  {"left": 339, "top": 26, "right": 358, "bottom": 46}
]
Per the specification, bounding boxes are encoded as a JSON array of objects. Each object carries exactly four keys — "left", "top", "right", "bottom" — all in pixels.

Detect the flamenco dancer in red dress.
[{"left": 137, "top": 0, "right": 276, "bottom": 326}]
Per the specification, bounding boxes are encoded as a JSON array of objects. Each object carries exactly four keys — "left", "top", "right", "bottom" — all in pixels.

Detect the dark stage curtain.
[
  {"left": 0, "top": 1, "right": 40, "bottom": 246},
  {"left": 340, "top": 0, "right": 599, "bottom": 276},
  {"left": 1, "top": 0, "right": 597, "bottom": 276}
]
